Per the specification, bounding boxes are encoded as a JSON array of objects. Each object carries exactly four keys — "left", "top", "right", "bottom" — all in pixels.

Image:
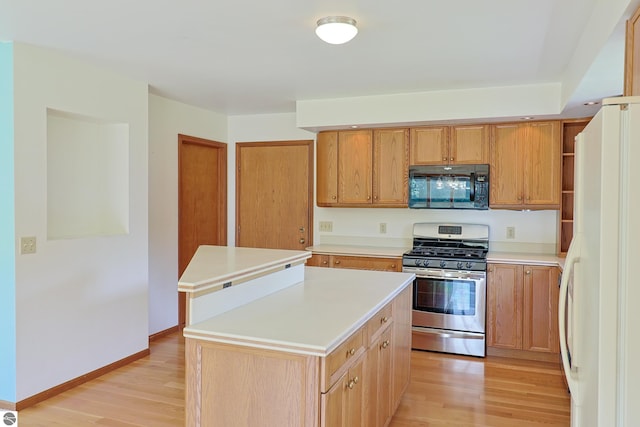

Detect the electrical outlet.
[
  {"left": 506, "top": 227, "right": 516, "bottom": 240},
  {"left": 20, "top": 236, "right": 37, "bottom": 254},
  {"left": 319, "top": 221, "right": 333, "bottom": 232},
  {"left": 379, "top": 223, "right": 387, "bottom": 234}
]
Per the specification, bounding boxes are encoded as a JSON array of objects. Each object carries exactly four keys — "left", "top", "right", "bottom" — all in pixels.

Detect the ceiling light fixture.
[
  {"left": 584, "top": 101, "right": 600, "bottom": 106},
  {"left": 316, "top": 16, "right": 358, "bottom": 45}
]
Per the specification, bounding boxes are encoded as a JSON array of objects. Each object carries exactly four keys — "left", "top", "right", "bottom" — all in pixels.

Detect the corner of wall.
[{"left": 0, "top": 41, "right": 17, "bottom": 403}]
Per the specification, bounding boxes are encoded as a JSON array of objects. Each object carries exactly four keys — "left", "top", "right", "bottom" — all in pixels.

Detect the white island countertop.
[
  {"left": 183, "top": 266, "right": 415, "bottom": 357},
  {"left": 178, "top": 245, "right": 311, "bottom": 294}
]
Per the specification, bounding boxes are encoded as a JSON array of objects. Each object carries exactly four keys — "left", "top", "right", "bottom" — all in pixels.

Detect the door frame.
[{"left": 178, "top": 134, "right": 227, "bottom": 327}]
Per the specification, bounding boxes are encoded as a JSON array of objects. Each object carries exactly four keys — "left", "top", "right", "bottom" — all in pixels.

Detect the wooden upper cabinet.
[
  {"left": 316, "top": 128, "right": 408, "bottom": 207},
  {"left": 490, "top": 123, "right": 523, "bottom": 206},
  {"left": 490, "top": 121, "right": 561, "bottom": 210},
  {"left": 317, "top": 131, "right": 338, "bottom": 205},
  {"left": 524, "top": 122, "right": 561, "bottom": 207},
  {"left": 373, "top": 128, "right": 409, "bottom": 205},
  {"left": 410, "top": 125, "right": 488, "bottom": 165},
  {"left": 338, "top": 130, "right": 373, "bottom": 204},
  {"left": 410, "top": 126, "right": 448, "bottom": 165},
  {"left": 625, "top": 5, "right": 640, "bottom": 96},
  {"left": 450, "top": 125, "right": 489, "bottom": 164}
]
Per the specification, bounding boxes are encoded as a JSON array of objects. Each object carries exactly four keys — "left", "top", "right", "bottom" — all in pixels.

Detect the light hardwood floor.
[{"left": 18, "top": 332, "right": 570, "bottom": 426}]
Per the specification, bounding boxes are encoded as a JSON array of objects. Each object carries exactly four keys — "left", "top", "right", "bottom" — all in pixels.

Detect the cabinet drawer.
[
  {"left": 322, "top": 328, "right": 365, "bottom": 392},
  {"left": 365, "top": 302, "right": 393, "bottom": 344},
  {"left": 332, "top": 255, "right": 401, "bottom": 272}
]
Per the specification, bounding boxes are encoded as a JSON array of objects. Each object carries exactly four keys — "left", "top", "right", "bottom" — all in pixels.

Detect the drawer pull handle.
[
  {"left": 381, "top": 340, "right": 390, "bottom": 349},
  {"left": 348, "top": 348, "right": 355, "bottom": 356},
  {"left": 381, "top": 316, "right": 389, "bottom": 324},
  {"left": 335, "top": 260, "right": 341, "bottom": 265}
]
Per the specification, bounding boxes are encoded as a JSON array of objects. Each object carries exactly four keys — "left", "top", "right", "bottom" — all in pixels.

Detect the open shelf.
[{"left": 558, "top": 119, "right": 590, "bottom": 255}]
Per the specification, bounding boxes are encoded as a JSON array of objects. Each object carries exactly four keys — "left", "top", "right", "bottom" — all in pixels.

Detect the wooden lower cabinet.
[
  {"left": 487, "top": 263, "right": 560, "bottom": 359},
  {"left": 306, "top": 253, "right": 402, "bottom": 272},
  {"left": 322, "top": 353, "right": 365, "bottom": 427},
  {"left": 185, "top": 285, "right": 412, "bottom": 426}
]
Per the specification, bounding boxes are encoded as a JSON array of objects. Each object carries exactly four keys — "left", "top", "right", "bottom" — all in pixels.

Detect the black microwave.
[{"left": 408, "top": 164, "right": 489, "bottom": 209}]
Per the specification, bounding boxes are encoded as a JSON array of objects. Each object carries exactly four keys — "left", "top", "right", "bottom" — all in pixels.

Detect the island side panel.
[
  {"left": 185, "top": 338, "right": 320, "bottom": 427},
  {"left": 392, "top": 283, "right": 413, "bottom": 412}
]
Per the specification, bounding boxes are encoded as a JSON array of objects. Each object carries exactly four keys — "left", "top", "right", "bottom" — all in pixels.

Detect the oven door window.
[{"left": 414, "top": 277, "right": 476, "bottom": 315}]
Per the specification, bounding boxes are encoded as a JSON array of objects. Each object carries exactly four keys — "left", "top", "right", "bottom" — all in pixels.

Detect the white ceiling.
[{"left": 0, "top": 0, "right": 637, "bottom": 120}]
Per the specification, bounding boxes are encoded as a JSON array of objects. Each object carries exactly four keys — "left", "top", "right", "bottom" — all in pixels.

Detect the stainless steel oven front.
[{"left": 408, "top": 267, "right": 486, "bottom": 357}]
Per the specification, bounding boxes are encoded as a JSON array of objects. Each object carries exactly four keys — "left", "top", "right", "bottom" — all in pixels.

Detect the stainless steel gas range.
[{"left": 402, "top": 223, "right": 489, "bottom": 357}]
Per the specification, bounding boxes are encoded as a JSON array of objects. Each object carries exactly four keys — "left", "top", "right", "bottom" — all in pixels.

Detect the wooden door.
[
  {"left": 450, "top": 124, "right": 488, "bottom": 164},
  {"left": 178, "top": 134, "right": 227, "bottom": 326},
  {"left": 523, "top": 121, "right": 561, "bottom": 207},
  {"left": 236, "top": 140, "right": 313, "bottom": 250},
  {"left": 409, "top": 126, "right": 448, "bottom": 165},
  {"left": 523, "top": 266, "right": 560, "bottom": 353},
  {"left": 338, "top": 130, "right": 372, "bottom": 204},
  {"left": 317, "top": 132, "right": 338, "bottom": 206},
  {"left": 490, "top": 124, "right": 523, "bottom": 207},
  {"left": 373, "top": 128, "right": 409, "bottom": 205},
  {"left": 487, "top": 263, "right": 523, "bottom": 350}
]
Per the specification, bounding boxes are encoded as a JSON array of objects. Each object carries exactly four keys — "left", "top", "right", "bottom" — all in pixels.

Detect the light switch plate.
[
  {"left": 319, "top": 221, "right": 333, "bottom": 232},
  {"left": 21, "top": 236, "right": 37, "bottom": 254}
]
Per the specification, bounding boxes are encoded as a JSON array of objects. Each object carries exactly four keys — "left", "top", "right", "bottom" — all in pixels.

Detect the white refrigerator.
[{"left": 559, "top": 96, "right": 640, "bottom": 426}]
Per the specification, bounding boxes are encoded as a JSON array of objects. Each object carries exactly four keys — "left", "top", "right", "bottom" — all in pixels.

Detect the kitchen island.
[{"left": 180, "top": 246, "right": 415, "bottom": 427}]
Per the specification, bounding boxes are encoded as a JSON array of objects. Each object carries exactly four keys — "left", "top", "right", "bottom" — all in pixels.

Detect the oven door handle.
[{"left": 409, "top": 269, "right": 486, "bottom": 281}]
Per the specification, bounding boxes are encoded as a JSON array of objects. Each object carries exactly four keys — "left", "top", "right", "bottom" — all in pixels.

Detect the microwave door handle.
[{"left": 469, "top": 173, "right": 476, "bottom": 202}]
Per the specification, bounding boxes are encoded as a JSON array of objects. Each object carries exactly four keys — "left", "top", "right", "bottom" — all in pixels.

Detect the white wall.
[
  {"left": 13, "top": 43, "right": 149, "bottom": 401},
  {"left": 148, "top": 94, "right": 227, "bottom": 334}
]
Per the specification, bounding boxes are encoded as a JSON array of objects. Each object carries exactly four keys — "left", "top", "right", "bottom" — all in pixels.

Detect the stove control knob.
[
  {"left": 466, "top": 262, "right": 474, "bottom": 269},
  {"left": 439, "top": 260, "right": 447, "bottom": 268},
  {"left": 414, "top": 259, "right": 420, "bottom": 267},
  {"left": 456, "top": 261, "right": 464, "bottom": 270},
  {"left": 424, "top": 259, "right": 430, "bottom": 267}
]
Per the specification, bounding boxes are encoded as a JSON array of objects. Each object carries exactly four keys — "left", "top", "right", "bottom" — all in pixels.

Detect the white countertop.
[
  {"left": 183, "top": 266, "right": 415, "bottom": 356},
  {"left": 307, "top": 244, "right": 565, "bottom": 269},
  {"left": 487, "top": 251, "right": 564, "bottom": 268},
  {"left": 178, "top": 245, "right": 311, "bottom": 293},
  {"left": 305, "top": 244, "right": 408, "bottom": 257}
]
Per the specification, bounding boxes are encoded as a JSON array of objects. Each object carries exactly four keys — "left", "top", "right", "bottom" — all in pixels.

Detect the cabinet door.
[
  {"left": 409, "top": 126, "right": 449, "bottom": 165},
  {"left": 317, "top": 132, "right": 338, "bottom": 206},
  {"left": 322, "top": 356, "right": 365, "bottom": 427},
  {"left": 338, "top": 130, "right": 373, "bottom": 204},
  {"left": 523, "top": 121, "right": 561, "bottom": 207},
  {"left": 373, "top": 128, "right": 409, "bottom": 205},
  {"left": 377, "top": 328, "right": 393, "bottom": 426},
  {"left": 450, "top": 124, "right": 488, "bottom": 164},
  {"left": 364, "top": 327, "right": 392, "bottom": 427},
  {"left": 487, "top": 263, "right": 523, "bottom": 349},
  {"left": 490, "top": 124, "right": 523, "bottom": 207},
  {"left": 322, "top": 370, "right": 347, "bottom": 427},
  {"left": 523, "top": 265, "right": 560, "bottom": 353}
]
